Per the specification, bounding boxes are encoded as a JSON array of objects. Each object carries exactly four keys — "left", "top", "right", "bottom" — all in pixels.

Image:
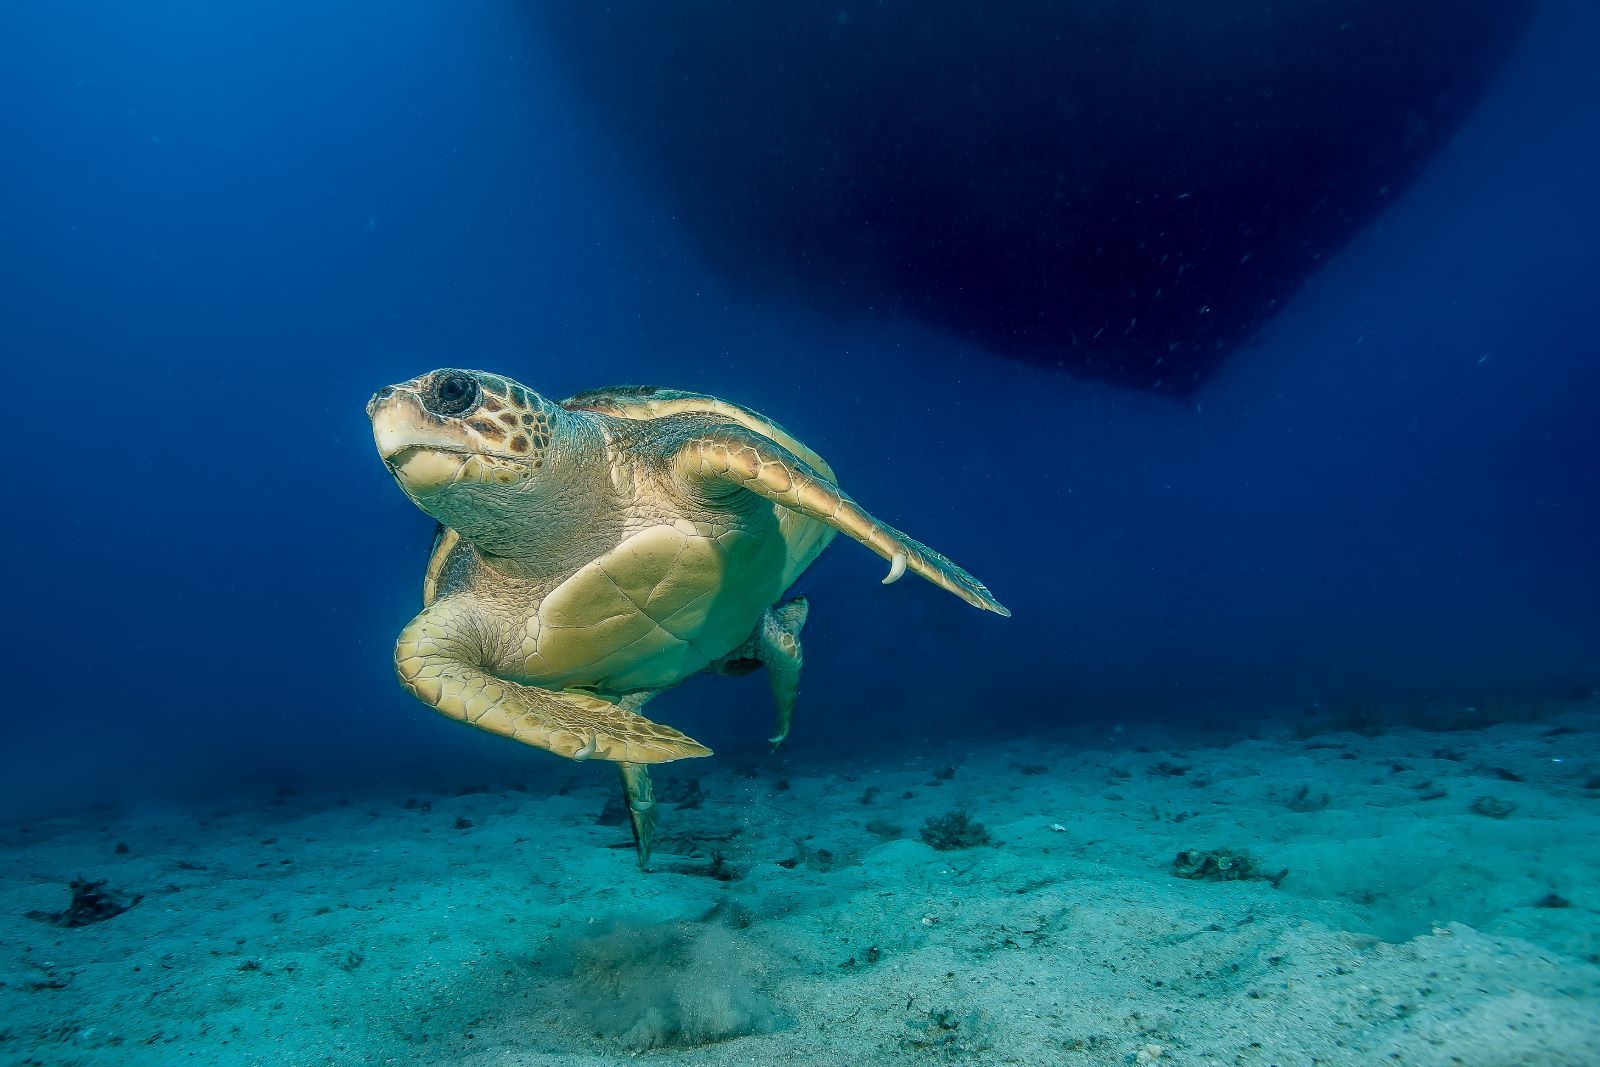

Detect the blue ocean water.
[
  {"left": 2, "top": 0, "right": 1594, "bottom": 813},
  {"left": 1, "top": 4, "right": 1597, "bottom": 1063}
]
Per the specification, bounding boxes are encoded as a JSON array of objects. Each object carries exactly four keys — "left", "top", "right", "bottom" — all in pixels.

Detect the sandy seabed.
[{"left": 2, "top": 704, "right": 1597, "bottom": 1067}]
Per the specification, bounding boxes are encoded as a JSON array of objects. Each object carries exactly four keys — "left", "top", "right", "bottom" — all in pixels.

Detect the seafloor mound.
[
  {"left": 556, "top": 918, "right": 775, "bottom": 1049},
  {"left": 534, "top": 1, "right": 1533, "bottom": 395}
]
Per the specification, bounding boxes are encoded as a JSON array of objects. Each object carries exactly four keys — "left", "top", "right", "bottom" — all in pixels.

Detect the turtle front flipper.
[
  {"left": 394, "top": 601, "right": 713, "bottom": 764},
  {"left": 675, "top": 424, "right": 1010, "bottom": 616},
  {"left": 708, "top": 597, "right": 809, "bottom": 746}
]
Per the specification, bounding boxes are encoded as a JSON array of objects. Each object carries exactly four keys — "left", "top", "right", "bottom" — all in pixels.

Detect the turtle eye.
[{"left": 425, "top": 370, "right": 481, "bottom": 417}]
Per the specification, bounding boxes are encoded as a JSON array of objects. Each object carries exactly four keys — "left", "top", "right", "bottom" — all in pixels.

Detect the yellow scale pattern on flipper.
[
  {"left": 681, "top": 427, "right": 1010, "bottom": 616},
  {"left": 395, "top": 599, "right": 710, "bottom": 764}
]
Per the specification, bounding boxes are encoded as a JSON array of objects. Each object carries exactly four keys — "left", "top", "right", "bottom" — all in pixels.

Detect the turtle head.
[{"left": 368, "top": 369, "right": 583, "bottom": 554}]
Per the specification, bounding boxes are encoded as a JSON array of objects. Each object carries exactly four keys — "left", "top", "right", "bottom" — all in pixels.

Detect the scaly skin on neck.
[{"left": 434, "top": 408, "right": 623, "bottom": 576}]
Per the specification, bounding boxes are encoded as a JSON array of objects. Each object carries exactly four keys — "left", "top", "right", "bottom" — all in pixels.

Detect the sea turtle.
[{"left": 367, "top": 368, "right": 1007, "bottom": 866}]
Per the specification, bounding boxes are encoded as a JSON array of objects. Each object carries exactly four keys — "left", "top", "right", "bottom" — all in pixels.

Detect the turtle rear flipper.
[
  {"left": 707, "top": 597, "right": 809, "bottom": 746},
  {"left": 762, "top": 598, "right": 807, "bottom": 745},
  {"left": 617, "top": 762, "right": 657, "bottom": 869}
]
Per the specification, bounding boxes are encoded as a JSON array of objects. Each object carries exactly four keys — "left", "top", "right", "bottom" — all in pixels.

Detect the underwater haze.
[{"left": 1, "top": 2, "right": 1597, "bottom": 1065}]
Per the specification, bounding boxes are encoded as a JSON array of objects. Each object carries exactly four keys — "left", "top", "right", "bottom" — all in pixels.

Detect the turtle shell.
[
  {"left": 562, "top": 386, "right": 839, "bottom": 589},
  {"left": 561, "top": 386, "right": 836, "bottom": 481}
]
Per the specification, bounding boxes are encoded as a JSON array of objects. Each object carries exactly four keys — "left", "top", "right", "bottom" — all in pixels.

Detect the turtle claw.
[
  {"left": 573, "top": 732, "right": 599, "bottom": 761},
  {"left": 883, "top": 551, "right": 908, "bottom": 584}
]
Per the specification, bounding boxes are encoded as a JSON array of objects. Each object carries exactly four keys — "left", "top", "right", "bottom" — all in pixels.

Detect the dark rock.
[
  {"left": 1469, "top": 795, "right": 1517, "bottom": 819},
  {"left": 919, "top": 808, "right": 993, "bottom": 851},
  {"left": 27, "top": 877, "right": 142, "bottom": 927},
  {"left": 1171, "top": 848, "right": 1288, "bottom": 888}
]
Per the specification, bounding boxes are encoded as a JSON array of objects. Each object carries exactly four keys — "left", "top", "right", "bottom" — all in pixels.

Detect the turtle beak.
[
  {"left": 369, "top": 387, "right": 433, "bottom": 463},
  {"left": 372, "top": 413, "right": 415, "bottom": 464},
  {"left": 369, "top": 386, "right": 475, "bottom": 494}
]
